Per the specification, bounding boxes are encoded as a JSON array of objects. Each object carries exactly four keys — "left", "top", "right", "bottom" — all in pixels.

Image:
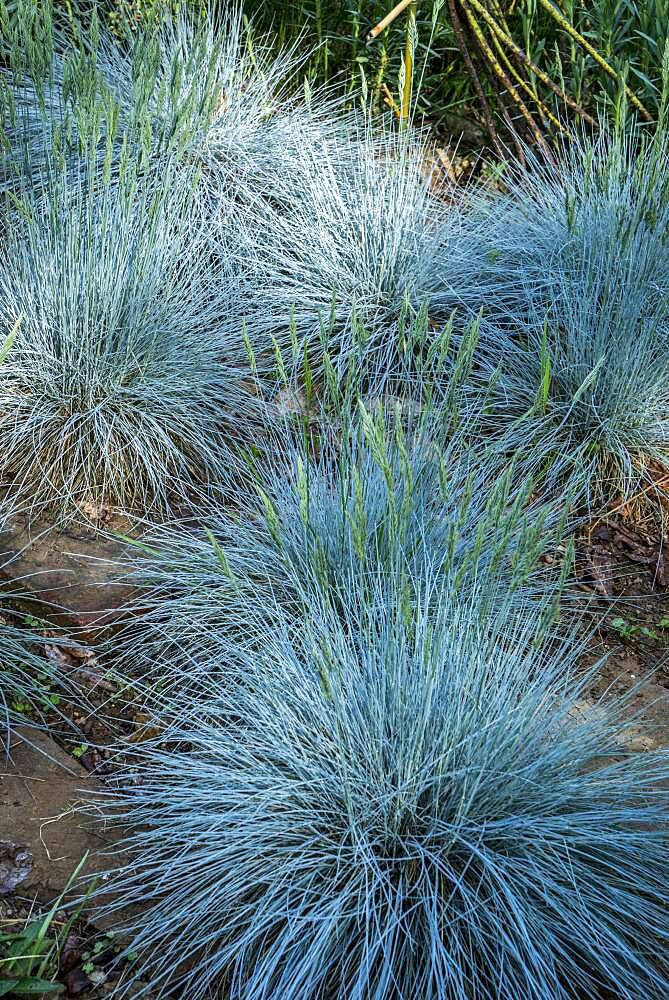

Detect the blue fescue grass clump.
[
  {"left": 225, "top": 121, "right": 471, "bottom": 371},
  {"left": 0, "top": 159, "right": 255, "bottom": 518},
  {"left": 88, "top": 4, "right": 356, "bottom": 202},
  {"left": 454, "top": 126, "right": 669, "bottom": 509},
  {"left": 0, "top": 1, "right": 355, "bottom": 203},
  {"left": 91, "top": 574, "right": 669, "bottom": 1000},
  {"left": 111, "top": 334, "right": 566, "bottom": 691},
  {"left": 115, "top": 433, "right": 554, "bottom": 684}
]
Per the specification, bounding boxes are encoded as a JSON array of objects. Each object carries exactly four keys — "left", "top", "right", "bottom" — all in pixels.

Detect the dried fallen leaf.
[
  {"left": 64, "top": 964, "right": 91, "bottom": 996},
  {"left": 582, "top": 544, "right": 614, "bottom": 596},
  {"left": 0, "top": 840, "right": 32, "bottom": 894}
]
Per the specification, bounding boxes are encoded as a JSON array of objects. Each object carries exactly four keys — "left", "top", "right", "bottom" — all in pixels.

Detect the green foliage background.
[{"left": 84, "top": 1, "right": 669, "bottom": 141}]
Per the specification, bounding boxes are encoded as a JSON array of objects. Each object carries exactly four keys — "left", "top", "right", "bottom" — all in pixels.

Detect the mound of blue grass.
[
  {"left": 0, "top": 2, "right": 357, "bottom": 204},
  {"left": 225, "top": 121, "right": 473, "bottom": 371},
  {"left": 0, "top": 160, "right": 255, "bottom": 518},
  {"left": 92, "top": 579, "right": 669, "bottom": 1000},
  {"left": 112, "top": 385, "right": 563, "bottom": 694},
  {"left": 454, "top": 128, "right": 669, "bottom": 509}
]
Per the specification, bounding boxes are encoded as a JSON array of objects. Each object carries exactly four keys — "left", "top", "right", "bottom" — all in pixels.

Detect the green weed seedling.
[
  {"left": 0, "top": 854, "right": 89, "bottom": 996},
  {"left": 22, "top": 614, "right": 50, "bottom": 629},
  {"left": 609, "top": 616, "right": 665, "bottom": 643}
]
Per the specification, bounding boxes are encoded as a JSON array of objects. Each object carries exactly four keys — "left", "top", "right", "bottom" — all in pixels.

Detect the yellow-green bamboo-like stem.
[
  {"left": 488, "top": 22, "right": 568, "bottom": 134},
  {"left": 367, "top": 0, "right": 416, "bottom": 43},
  {"left": 401, "top": 1, "right": 416, "bottom": 122},
  {"left": 468, "top": 0, "right": 595, "bottom": 127},
  {"left": 382, "top": 82, "right": 402, "bottom": 118},
  {"left": 447, "top": 0, "right": 502, "bottom": 151},
  {"left": 537, "top": 0, "right": 652, "bottom": 120},
  {"left": 492, "top": 36, "right": 565, "bottom": 132},
  {"left": 463, "top": 5, "right": 548, "bottom": 150}
]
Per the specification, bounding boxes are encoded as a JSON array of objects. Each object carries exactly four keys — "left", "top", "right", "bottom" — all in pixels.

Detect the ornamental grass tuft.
[
  {"left": 0, "top": 161, "right": 255, "bottom": 519},
  {"left": 225, "top": 122, "right": 473, "bottom": 371},
  {"left": 91, "top": 574, "right": 669, "bottom": 1000},
  {"left": 453, "top": 126, "right": 669, "bottom": 511},
  {"left": 110, "top": 335, "right": 566, "bottom": 698},
  {"left": 1, "top": 1, "right": 355, "bottom": 204}
]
